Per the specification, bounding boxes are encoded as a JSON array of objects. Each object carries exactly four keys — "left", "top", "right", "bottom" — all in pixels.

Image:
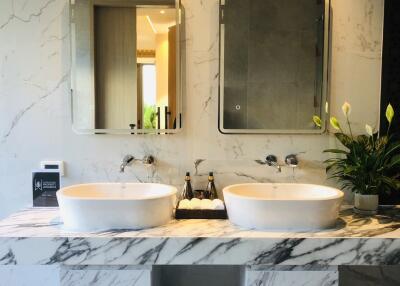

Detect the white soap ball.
[
  {"left": 200, "top": 199, "right": 213, "bottom": 210},
  {"left": 191, "top": 198, "right": 202, "bottom": 209},
  {"left": 191, "top": 198, "right": 201, "bottom": 204},
  {"left": 179, "top": 199, "right": 191, "bottom": 209},
  {"left": 211, "top": 199, "right": 225, "bottom": 210}
]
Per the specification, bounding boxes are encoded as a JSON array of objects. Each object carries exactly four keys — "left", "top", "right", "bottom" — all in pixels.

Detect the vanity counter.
[{"left": 0, "top": 207, "right": 400, "bottom": 266}]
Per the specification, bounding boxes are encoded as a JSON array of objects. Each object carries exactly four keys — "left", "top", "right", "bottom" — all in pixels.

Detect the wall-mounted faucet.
[
  {"left": 120, "top": 155, "right": 155, "bottom": 173},
  {"left": 265, "top": 155, "right": 282, "bottom": 173}
]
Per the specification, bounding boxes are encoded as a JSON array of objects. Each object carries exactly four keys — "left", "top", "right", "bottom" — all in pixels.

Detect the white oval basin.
[
  {"left": 223, "top": 183, "right": 343, "bottom": 230},
  {"left": 57, "top": 183, "right": 177, "bottom": 231}
]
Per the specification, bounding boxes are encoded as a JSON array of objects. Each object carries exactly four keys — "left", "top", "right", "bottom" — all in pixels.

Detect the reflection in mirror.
[
  {"left": 71, "top": 0, "right": 183, "bottom": 134},
  {"left": 219, "top": 0, "right": 329, "bottom": 134}
]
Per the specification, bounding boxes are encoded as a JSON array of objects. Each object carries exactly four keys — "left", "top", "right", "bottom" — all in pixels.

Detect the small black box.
[{"left": 32, "top": 170, "right": 60, "bottom": 207}]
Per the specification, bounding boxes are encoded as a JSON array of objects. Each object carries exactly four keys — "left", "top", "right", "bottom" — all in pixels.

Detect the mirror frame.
[
  {"left": 218, "top": 0, "right": 330, "bottom": 134},
  {"left": 70, "top": 0, "right": 185, "bottom": 135}
]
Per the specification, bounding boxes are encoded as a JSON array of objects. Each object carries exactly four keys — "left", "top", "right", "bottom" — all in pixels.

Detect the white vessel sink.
[
  {"left": 223, "top": 183, "right": 343, "bottom": 231},
  {"left": 57, "top": 183, "right": 177, "bottom": 231}
]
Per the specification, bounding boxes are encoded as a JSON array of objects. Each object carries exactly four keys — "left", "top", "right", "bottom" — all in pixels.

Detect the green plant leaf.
[
  {"left": 323, "top": 112, "right": 400, "bottom": 195},
  {"left": 381, "top": 176, "right": 399, "bottom": 190},
  {"left": 376, "top": 136, "right": 389, "bottom": 150},
  {"left": 323, "top": 149, "right": 349, "bottom": 154},
  {"left": 356, "top": 135, "right": 370, "bottom": 146},
  {"left": 344, "top": 166, "right": 357, "bottom": 174},
  {"left": 384, "top": 142, "right": 400, "bottom": 159},
  {"left": 323, "top": 158, "right": 341, "bottom": 164},
  {"left": 335, "top": 133, "right": 353, "bottom": 148},
  {"left": 388, "top": 155, "right": 400, "bottom": 168},
  {"left": 143, "top": 105, "right": 157, "bottom": 129}
]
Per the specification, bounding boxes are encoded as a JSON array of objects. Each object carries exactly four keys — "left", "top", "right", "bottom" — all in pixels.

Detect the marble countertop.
[{"left": 1, "top": 207, "right": 400, "bottom": 266}]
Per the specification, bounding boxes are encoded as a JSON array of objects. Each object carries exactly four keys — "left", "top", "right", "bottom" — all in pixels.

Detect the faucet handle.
[
  {"left": 142, "top": 155, "right": 155, "bottom": 165},
  {"left": 265, "top": 155, "right": 278, "bottom": 166},
  {"left": 285, "top": 154, "right": 298, "bottom": 168}
]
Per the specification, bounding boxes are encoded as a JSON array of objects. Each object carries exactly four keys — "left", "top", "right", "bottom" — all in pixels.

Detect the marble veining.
[
  {"left": 0, "top": 0, "right": 385, "bottom": 219},
  {"left": 60, "top": 266, "right": 151, "bottom": 286},
  {"left": 0, "top": 207, "right": 400, "bottom": 266},
  {"left": 0, "top": 0, "right": 388, "bottom": 284}
]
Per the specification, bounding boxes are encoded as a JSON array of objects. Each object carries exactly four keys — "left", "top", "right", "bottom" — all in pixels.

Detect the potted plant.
[{"left": 313, "top": 102, "right": 400, "bottom": 214}]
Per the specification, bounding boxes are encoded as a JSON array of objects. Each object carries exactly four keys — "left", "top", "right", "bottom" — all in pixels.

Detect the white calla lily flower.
[
  {"left": 342, "top": 102, "right": 351, "bottom": 117},
  {"left": 365, "top": 124, "right": 373, "bottom": 136}
]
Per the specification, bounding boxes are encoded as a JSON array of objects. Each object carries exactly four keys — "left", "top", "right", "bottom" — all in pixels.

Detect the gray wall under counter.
[
  {"left": 339, "top": 266, "right": 400, "bottom": 286},
  {"left": 152, "top": 265, "right": 245, "bottom": 286}
]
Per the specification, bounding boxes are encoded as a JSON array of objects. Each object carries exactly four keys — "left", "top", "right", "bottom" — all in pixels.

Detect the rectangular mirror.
[
  {"left": 219, "top": 0, "right": 329, "bottom": 134},
  {"left": 71, "top": 0, "right": 184, "bottom": 134}
]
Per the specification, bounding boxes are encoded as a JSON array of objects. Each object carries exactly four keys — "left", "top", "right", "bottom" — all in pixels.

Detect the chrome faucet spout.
[
  {"left": 120, "top": 155, "right": 135, "bottom": 173},
  {"left": 265, "top": 155, "right": 282, "bottom": 173}
]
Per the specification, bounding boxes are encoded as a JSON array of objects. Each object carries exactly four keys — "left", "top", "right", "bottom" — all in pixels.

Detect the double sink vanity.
[
  {"left": 1, "top": 183, "right": 399, "bottom": 285},
  {"left": 55, "top": 182, "right": 343, "bottom": 231}
]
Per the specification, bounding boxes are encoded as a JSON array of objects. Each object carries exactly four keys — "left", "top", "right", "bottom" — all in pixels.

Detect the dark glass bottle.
[
  {"left": 181, "top": 172, "right": 194, "bottom": 200},
  {"left": 204, "top": 172, "right": 218, "bottom": 199}
]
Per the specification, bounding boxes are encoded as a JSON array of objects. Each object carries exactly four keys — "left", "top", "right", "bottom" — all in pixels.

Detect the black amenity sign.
[{"left": 32, "top": 171, "right": 60, "bottom": 207}]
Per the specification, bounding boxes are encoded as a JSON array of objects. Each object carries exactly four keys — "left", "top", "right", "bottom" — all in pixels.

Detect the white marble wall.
[
  {"left": 0, "top": 266, "right": 151, "bottom": 286},
  {"left": 0, "top": 0, "right": 384, "bottom": 217},
  {"left": 329, "top": 0, "right": 384, "bottom": 134},
  {"left": 0, "top": 266, "right": 60, "bottom": 286},
  {"left": 60, "top": 266, "right": 151, "bottom": 286}
]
